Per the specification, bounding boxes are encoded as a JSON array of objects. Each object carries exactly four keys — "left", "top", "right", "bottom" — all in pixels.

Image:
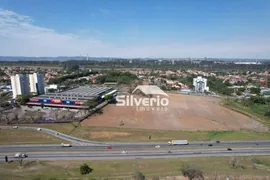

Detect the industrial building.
[
  {"left": 26, "top": 86, "right": 117, "bottom": 109},
  {"left": 29, "top": 73, "right": 45, "bottom": 95},
  {"left": 193, "top": 76, "right": 209, "bottom": 93},
  {"left": 11, "top": 74, "right": 30, "bottom": 98}
]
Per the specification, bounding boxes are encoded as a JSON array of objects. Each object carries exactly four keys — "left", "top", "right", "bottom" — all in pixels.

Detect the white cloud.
[{"left": 0, "top": 8, "right": 269, "bottom": 58}]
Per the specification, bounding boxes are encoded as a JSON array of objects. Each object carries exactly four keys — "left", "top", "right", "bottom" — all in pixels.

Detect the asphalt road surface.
[
  {"left": 1, "top": 148, "right": 270, "bottom": 161},
  {"left": 1, "top": 125, "right": 270, "bottom": 151}
]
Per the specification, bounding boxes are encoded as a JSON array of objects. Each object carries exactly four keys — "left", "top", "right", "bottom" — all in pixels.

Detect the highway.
[
  {"left": 1, "top": 148, "right": 270, "bottom": 160},
  {"left": 1, "top": 125, "right": 270, "bottom": 161},
  {"left": 1, "top": 125, "right": 270, "bottom": 152}
]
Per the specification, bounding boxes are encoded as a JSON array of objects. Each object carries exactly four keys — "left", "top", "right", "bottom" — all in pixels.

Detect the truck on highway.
[
  {"left": 168, "top": 140, "right": 188, "bottom": 145},
  {"left": 61, "top": 143, "right": 72, "bottom": 147}
]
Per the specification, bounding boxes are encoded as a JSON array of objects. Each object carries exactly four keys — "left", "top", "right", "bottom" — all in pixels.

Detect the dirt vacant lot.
[{"left": 82, "top": 94, "right": 266, "bottom": 131}]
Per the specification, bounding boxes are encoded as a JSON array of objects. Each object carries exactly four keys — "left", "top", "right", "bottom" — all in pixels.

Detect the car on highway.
[
  {"left": 37, "top": 128, "right": 41, "bottom": 131},
  {"left": 61, "top": 143, "right": 72, "bottom": 147},
  {"left": 12, "top": 126, "right": 18, "bottom": 129},
  {"left": 107, "top": 146, "right": 112, "bottom": 149},
  {"left": 208, "top": 144, "right": 213, "bottom": 146},
  {"left": 122, "top": 151, "right": 127, "bottom": 154},
  {"left": 168, "top": 151, "right": 172, "bottom": 153},
  {"left": 14, "top": 152, "right": 28, "bottom": 158},
  {"left": 55, "top": 132, "right": 59, "bottom": 135},
  {"left": 155, "top": 145, "right": 160, "bottom": 148},
  {"left": 216, "top": 140, "right": 220, "bottom": 143},
  {"left": 227, "top": 148, "right": 232, "bottom": 151}
]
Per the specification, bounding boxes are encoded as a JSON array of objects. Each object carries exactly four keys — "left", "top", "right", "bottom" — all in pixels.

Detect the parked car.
[{"left": 14, "top": 152, "right": 28, "bottom": 158}]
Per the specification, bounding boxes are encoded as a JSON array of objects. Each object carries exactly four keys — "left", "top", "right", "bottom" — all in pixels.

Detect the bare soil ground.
[{"left": 82, "top": 94, "right": 266, "bottom": 131}]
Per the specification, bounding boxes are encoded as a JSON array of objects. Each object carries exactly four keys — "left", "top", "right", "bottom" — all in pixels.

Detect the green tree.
[
  {"left": 16, "top": 94, "right": 30, "bottom": 105},
  {"left": 250, "top": 87, "right": 261, "bottom": 95},
  {"left": 181, "top": 163, "right": 204, "bottom": 180},
  {"left": 267, "top": 77, "right": 270, "bottom": 88},
  {"left": 104, "top": 94, "right": 114, "bottom": 101},
  {"left": 79, "top": 163, "right": 93, "bottom": 175},
  {"left": 84, "top": 100, "right": 98, "bottom": 109}
]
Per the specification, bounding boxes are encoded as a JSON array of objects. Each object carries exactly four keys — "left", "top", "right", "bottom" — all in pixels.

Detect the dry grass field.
[
  {"left": 0, "top": 129, "right": 68, "bottom": 145},
  {"left": 82, "top": 94, "right": 266, "bottom": 131},
  {"left": 1, "top": 156, "right": 270, "bottom": 179}
]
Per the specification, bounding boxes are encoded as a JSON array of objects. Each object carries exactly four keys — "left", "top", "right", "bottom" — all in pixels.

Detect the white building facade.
[
  {"left": 11, "top": 74, "right": 30, "bottom": 98},
  {"left": 29, "top": 73, "right": 45, "bottom": 95},
  {"left": 193, "top": 76, "right": 209, "bottom": 93}
]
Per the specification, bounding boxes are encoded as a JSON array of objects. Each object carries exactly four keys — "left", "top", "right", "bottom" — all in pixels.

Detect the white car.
[
  {"left": 37, "top": 128, "right": 41, "bottom": 131},
  {"left": 155, "top": 145, "right": 160, "bottom": 148},
  {"left": 12, "top": 126, "right": 18, "bottom": 129},
  {"left": 61, "top": 143, "right": 72, "bottom": 147},
  {"left": 14, "top": 152, "right": 28, "bottom": 158},
  {"left": 122, "top": 151, "right": 128, "bottom": 154}
]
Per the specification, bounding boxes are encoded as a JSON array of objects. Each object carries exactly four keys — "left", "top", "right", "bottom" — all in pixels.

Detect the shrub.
[{"left": 79, "top": 163, "right": 93, "bottom": 175}]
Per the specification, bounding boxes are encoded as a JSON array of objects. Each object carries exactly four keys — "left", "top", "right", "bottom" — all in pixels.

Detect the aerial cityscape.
[{"left": 0, "top": 0, "right": 270, "bottom": 180}]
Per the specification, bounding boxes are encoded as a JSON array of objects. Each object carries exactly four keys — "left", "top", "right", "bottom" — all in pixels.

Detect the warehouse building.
[{"left": 26, "top": 86, "right": 117, "bottom": 109}]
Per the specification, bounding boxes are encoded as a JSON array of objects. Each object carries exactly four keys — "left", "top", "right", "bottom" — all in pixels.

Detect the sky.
[{"left": 0, "top": 0, "right": 270, "bottom": 58}]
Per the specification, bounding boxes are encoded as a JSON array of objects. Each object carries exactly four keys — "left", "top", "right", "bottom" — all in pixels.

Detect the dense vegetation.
[
  {"left": 224, "top": 96, "right": 270, "bottom": 123},
  {"left": 0, "top": 70, "right": 7, "bottom": 76},
  {"left": 207, "top": 76, "right": 234, "bottom": 95},
  {"left": 48, "top": 71, "right": 97, "bottom": 85},
  {"left": 1, "top": 60, "right": 270, "bottom": 71},
  {"left": 96, "top": 71, "right": 137, "bottom": 84}
]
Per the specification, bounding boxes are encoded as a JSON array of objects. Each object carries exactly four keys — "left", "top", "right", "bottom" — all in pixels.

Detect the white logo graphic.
[
  {"left": 116, "top": 85, "right": 169, "bottom": 111},
  {"left": 132, "top": 85, "right": 169, "bottom": 97}
]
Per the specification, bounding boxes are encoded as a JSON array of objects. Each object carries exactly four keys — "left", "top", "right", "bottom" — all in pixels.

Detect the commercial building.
[
  {"left": 44, "top": 84, "right": 58, "bottom": 94},
  {"left": 193, "top": 76, "right": 209, "bottom": 93},
  {"left": 29, "top": 73, "right": 45, "bottom": 95},
  {"left": 10, "top": 74, "right": 30, "bottom": 98},
  {"left": 26, "top": 86, "right": 117, "bottom": 109}
]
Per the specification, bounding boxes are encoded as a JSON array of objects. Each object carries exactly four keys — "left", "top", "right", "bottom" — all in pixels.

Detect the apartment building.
[
  {"left": 29, "top": 73, "right": 45, "bottom": 95},
  {"left": 10, "top": 74, "right": 30, "bottom": 98}
]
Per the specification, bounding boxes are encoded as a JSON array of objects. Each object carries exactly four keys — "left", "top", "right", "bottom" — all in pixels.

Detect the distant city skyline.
[{"left": 0, "top": 0, "right": 270, "bottom": 58}]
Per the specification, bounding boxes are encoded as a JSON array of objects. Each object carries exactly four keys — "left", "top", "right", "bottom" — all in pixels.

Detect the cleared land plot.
[
  {"left": 1, "top": 156, "right": 270, "bottom": 180},
  {"left": 82, "top": 94, "right": 266, "bottom": 131},
  {"left": 31, "top": 124, "right": 270, "bottom": 142},
  {"left": 70, "top": 126, "right": 270, "bottom": 142},
  {"left": 8, "top": 123, "right": 270, "bottom": 142},
  {"left": 0, "top": 129, "right": 68, "bottom": 145}
]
